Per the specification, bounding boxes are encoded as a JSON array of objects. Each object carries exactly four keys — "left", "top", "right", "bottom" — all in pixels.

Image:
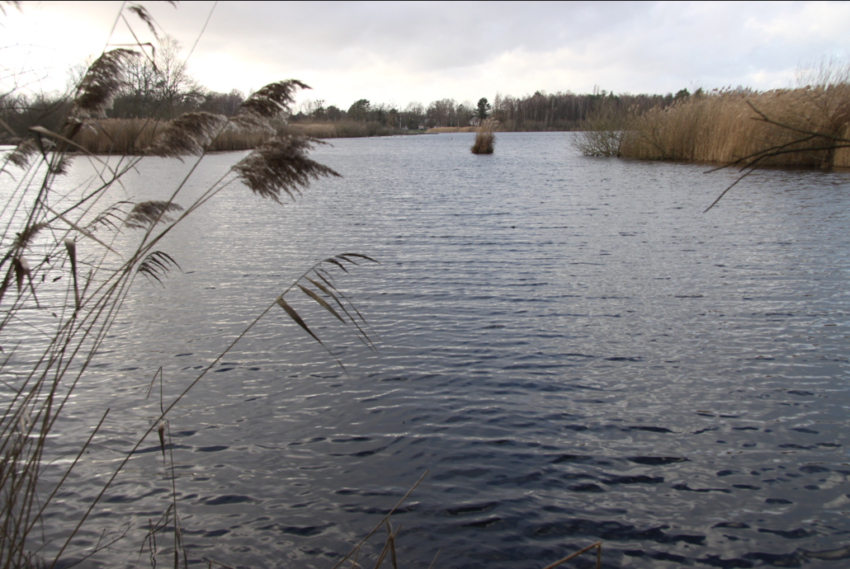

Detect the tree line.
[
  {"left": 289, "top": 90, "right": 693, "bottom": 131},
  {"left": 0, "top": 37, "right": 248, "bottom": 141},
  {"left": 0, "top": 35, "right": 696, "bottom": 141}
]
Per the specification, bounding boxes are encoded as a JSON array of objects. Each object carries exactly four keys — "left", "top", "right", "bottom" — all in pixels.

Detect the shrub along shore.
[
  {"left": 57, "top": 118, "right": 426, "bottom": 155},
  {"left": 574, "top": 84, "right": 850, "bottom": 169},
  {"left": 15, "top": 84, "right": 848, "bottom": 168}
]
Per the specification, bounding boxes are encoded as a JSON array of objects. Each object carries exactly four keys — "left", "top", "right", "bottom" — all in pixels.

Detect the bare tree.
[{"left": 111, "top": 35, "right": 202, "bottom": 119}]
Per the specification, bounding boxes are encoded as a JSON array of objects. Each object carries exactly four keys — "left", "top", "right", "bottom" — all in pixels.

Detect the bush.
[{"left": 572, "top": 103, "right": 632, "bottom": 157}]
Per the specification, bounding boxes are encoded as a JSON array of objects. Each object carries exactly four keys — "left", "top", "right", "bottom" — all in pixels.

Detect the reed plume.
[
  {"left": 125, "top": 200, "right": 185, "bottom": 229},
  {"left": 72, "top": 48, "right": 139, "bottom": 119},
  {"left": 146, "top": 111, "right": 227, "bottom": 157},
  {"left": 232, "top": 135, "right": 341, "bottom": 202}
]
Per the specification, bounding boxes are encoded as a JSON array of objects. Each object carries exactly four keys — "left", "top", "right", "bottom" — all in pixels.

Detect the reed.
[
  {"left": 283, "top": 121, "right": 413, "bottom": 139},
  {"left": 427, "top": 126, "right": 477, "bottom": 133},
  {"left": 69, "top": 117, "right": 415, "bottom": 154},
  {"left": 471, "top": 118, "right": 496, "bottom": 154},
  {"left": 617, "top": 86, "right": 850, "bottom": 167},
  {"left": 0, "top": 8, "right": 382, "bottom": 567},
  {"left": 71, "top": 118, "right": 272, "bottom": 153}
]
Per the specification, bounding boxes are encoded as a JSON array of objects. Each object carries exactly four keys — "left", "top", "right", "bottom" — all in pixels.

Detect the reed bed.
[
  {"left": 427, "top": 126, "right": 478, "bottom": 133},
  {"left": 283, "top": 121, "right": 410, "bottom": 139},
  {"left": 471, "top": 119, "right": 496, "bottom": 154},
  {"left": 617, "top": 86, "right": 850, "bottom": 167},
  {"left": 72, "top": 118, "right": 417, "bottom": 154},
  {"left": 74, "top": 118, "right": 271, "bottom": 154}
]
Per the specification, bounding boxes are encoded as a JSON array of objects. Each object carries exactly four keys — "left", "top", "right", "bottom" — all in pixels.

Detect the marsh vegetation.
[
  {"left": 0, "top": 5, "right": 406, "bottom": 567},
  {"left": 471, "top": 119, "right": 496, "bottom": 154},
  {"left": 4, "top": 4, "right": 850, "bottom": 568},
  {"left": 574, "top": 64, "right": 850, "bottom": 170}
]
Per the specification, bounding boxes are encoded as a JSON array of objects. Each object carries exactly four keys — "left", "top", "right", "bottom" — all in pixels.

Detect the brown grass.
[
  {"left": 618, "top": 86, "right": 850, "bottom": 167},
  {"left": 471, "top": 119, "right": 496, "bottom": 154},
  {"left": 427, "top": 126, "right": 477, "bottom": 133},
  {"left": 284, "top": 121, "right": 413, "bottom": 139},
  {"left": 73, "top": 117, "right": 415, "bottom": 154},
  {"left": 74, "top": 118, "right": 270, "bottom": 154}
]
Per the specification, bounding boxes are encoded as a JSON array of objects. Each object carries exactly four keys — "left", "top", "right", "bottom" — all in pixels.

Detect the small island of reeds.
[{"left": 471, "top": 119, "right": 496, "bottom": 154}]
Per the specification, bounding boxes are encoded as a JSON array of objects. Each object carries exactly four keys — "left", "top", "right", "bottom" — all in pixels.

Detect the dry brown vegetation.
[
  {"left": 624, "top": 86, "right": 850, "bottom": 167},
  {"left": 426, "top": 126, "right": 478, "bottom": 133},
  {"left": 70, "top": 118, "right": 419, "bottom": 154},
  {"left": 73, "top": 118, "right": 271, "bottom": 153},
  {"left": 576, "top": 84, "right": 850, "bottom": 168},
  {"left": 471, "top": 118, "right": 497, "bottom": 154},
  {"left": 283, "top": 120, "right": 409, "bottom": 138}
]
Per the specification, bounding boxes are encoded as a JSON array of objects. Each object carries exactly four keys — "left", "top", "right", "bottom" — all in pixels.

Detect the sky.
[{"left": 3, "top": 1, "right": 850, "bottom": 111}]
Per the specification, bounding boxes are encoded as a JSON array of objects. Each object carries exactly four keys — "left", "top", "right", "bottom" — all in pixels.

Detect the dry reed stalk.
[
  {"left": 0, "top": 7, "right": 377, "bottom": 567},
  {"left": 471, "top": 118, "right": 496, "bottom": 154},
  {"left": 71, "top": 118, "right": 273, "bottom": 154},
  {"left": 541, "top": 541, "right": 602, "bottom": 569},
  {"left": 331, "top": 470, "right": 428, "bottom": 569}
]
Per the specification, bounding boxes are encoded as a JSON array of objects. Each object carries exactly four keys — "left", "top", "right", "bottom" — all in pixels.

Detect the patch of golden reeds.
[
  {"left": 471, "top": 118, "right": 496, "bottom": 154},
  {"left": 284, "top": 120, "right": 411, "bottom": 139},
  {"left": 427, "top": 126, "right": 477, "bottom": 133},
  {"left": 73, "top": 118, "right": 272, "bottom": 154},
  {"left": 619, "top": 86, "right": 850, "bottom": 168}
]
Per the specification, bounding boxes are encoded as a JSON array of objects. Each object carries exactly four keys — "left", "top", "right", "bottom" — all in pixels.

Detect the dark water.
[{"left": 14, "top": 132, "right": 850, "bottom": 567}]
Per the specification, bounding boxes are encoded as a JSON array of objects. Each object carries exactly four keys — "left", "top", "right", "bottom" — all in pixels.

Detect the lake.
[{"left": 9, "top": 132, "right": 850, "bottom": 568}]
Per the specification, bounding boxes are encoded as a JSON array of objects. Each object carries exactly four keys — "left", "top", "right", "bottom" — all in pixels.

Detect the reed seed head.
[
  {"left": 232, "top": 135, "right": 340, "bottom": 203},
  {"left": 73, "top": 49, "right": 139, "bottom": 119},
  {"left": 125, "top": 201, "right": 184, "bottom": 229},
  {"left": 234, "top": 80, "right": 309, "bottom": 130},
  {"left": 147, "top": 112, "right": 227, "bottom": 157}
]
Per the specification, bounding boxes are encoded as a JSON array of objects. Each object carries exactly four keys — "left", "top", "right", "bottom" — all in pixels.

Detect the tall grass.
[
  {"left": 71, "top": 118, "right": 271, "bottom": 153},
  {"left": 427, "top": 126, "right": 477, "bottom": 133},
  {"left": 576, "top": 86, "right": 850, "bottom": 168},
  {"left": 66, "top": 118, "right": 419, "bottom": 154},
  {"left": 471, "top": 118, "right": 496, "bottom": 154},
  {"left": 0, "top": 11, "right": 393, "bottom": 566},
  {"left": 284, "top": 120, "right": 413, "bottom": 139}
]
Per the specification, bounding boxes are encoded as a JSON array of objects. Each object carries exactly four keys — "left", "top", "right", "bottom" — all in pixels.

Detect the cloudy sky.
[{"left": 4, "top": 1, "right": 849, "bottom": 110}]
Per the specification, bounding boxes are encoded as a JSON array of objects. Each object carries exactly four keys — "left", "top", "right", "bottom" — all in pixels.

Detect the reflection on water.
[{"left": 6, "top": 132, "right": 850, "bottom": 567}]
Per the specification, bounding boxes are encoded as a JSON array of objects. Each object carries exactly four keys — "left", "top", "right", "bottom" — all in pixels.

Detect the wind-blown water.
[{"left": 11, "top": 132, "right": 850, "bottom": 567}]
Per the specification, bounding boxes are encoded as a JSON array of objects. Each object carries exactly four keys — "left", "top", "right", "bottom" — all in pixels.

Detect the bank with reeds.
[
  {"left": 65, "top": 119, "right": 427, "bottom": 154},
  {"left": 575, "top": 85, "right": 850, "bottom": 169}
]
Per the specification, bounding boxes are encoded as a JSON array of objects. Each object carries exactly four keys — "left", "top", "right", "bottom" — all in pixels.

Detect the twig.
[
  {"left": 542, "top": 542, "right": 602, "bottom": 569},
  {"left": 331, "top": 471, "right": 428, "bottom": 569}
]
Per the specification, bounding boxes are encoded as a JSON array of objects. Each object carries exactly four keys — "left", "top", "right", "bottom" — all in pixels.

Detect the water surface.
[{"left": 9, "top": 132, "right": 850, "bottom": 568}]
